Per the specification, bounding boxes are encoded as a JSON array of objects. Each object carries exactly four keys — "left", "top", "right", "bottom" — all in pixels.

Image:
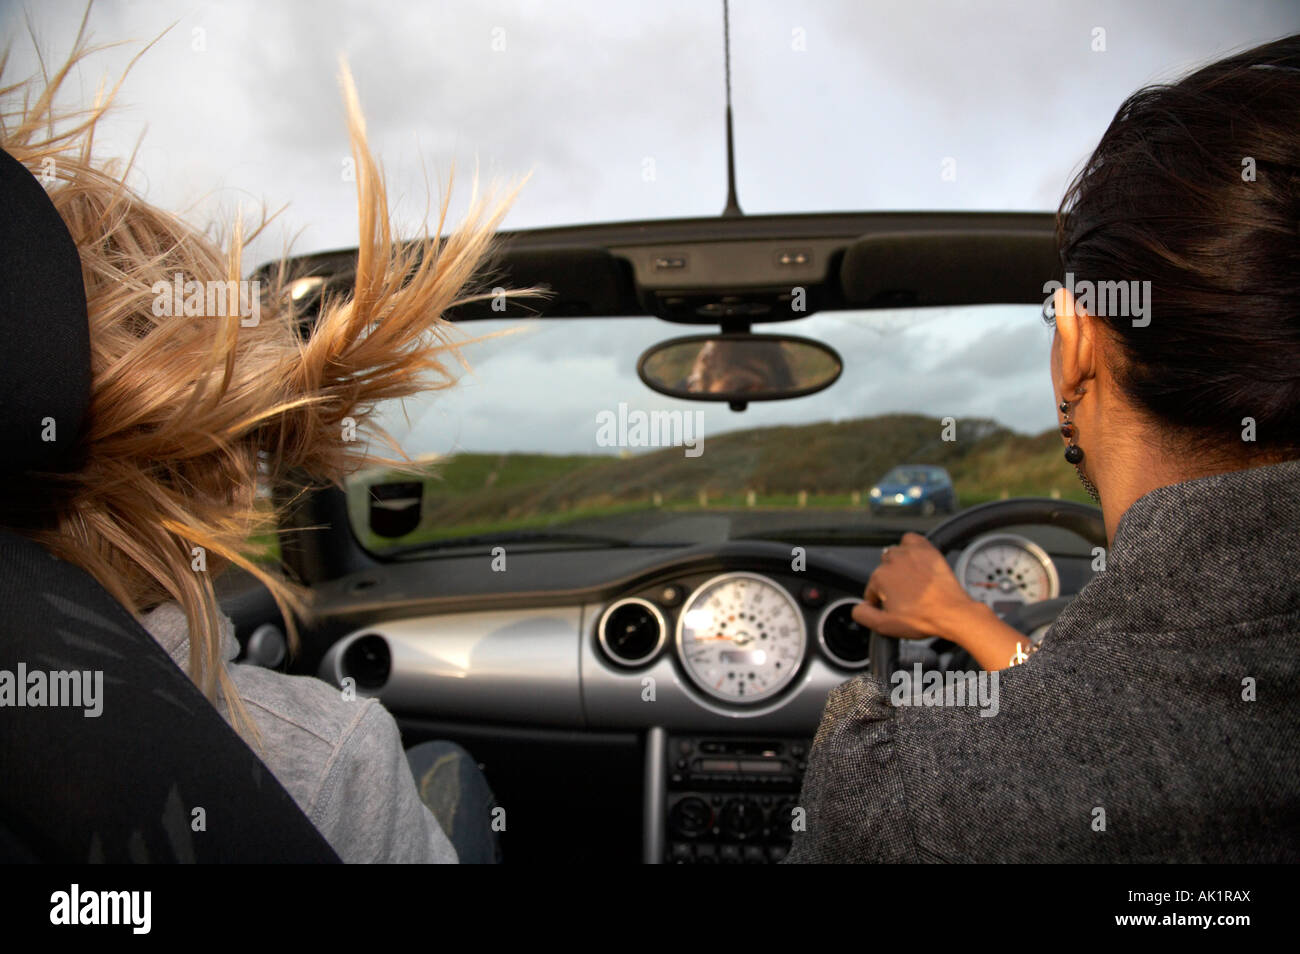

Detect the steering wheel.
[{"left": 868, "top": 497, "right": 1107, "bottom": 680}]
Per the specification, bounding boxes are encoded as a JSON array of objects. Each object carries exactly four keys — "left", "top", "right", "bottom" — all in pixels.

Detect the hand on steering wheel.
[
  {"left": 853, "top": 532, "right": 976, "bottom": 641},
  {"left": 864, "top": 498, "right": 1107, "bottom": 677}
]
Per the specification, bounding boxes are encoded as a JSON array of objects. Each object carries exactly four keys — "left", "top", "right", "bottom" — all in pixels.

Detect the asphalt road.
[{"left": 552, "top": 507, "right": 1096, "bottom": 556}]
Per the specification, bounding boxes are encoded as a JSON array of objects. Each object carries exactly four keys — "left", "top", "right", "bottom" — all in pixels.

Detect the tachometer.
[
  {"left": 954, "top": 533, "right": 1060, "bottom": 617},
  {"left": 675, "top": 572, "right": 806, "bottom": 704}
]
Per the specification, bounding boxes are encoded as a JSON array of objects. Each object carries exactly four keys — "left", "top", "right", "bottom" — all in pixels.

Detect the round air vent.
[
  {"left": 597, "top": 598, "right": 666, "bottom": 666},
  {"left": 818, "top": 599, "right": 871, "bottom": 668},
  {"left": 341, "top": 633, "right": 392, "bottom": 689}
]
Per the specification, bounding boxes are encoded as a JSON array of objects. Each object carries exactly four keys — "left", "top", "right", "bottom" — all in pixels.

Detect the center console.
[{"left": 646, "top": 729, "right": 812, "bottom": 864}]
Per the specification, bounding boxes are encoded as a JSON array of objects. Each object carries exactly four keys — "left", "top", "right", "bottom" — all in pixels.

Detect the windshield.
[
  {"left": 347, "top": 305, "right": 1077, "bottom": 554},
  {"left": 880, "top": 468, "right": 941, "bottom": 485}
]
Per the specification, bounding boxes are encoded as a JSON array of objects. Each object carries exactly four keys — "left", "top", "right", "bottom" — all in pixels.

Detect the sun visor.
[{"left": 840, "top": 229, "right": 1062, "bottom": 308}]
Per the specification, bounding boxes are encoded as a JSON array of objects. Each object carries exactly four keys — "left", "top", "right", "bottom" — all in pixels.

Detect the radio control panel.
[{"left": 663, "top": 734, "right": 811, "bottom": 864}]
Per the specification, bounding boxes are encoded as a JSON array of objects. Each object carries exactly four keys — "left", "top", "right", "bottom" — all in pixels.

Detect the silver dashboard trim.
[
  {"left": 319, "top": 606, "right": 584, "bottom": 725},
  {"left": 643, "top": 726, "right": 667, "bottom": 864},
  {"left": 315, "top": 585, "right": 847, "bottom": 735}
]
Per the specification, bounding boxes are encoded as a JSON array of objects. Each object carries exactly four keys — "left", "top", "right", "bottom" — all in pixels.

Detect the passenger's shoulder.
[{"left": 226, "top": 662, "right": 377, "bottom": 749}]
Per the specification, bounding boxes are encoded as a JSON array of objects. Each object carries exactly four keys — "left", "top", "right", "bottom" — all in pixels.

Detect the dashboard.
[
  {"left": 316, "top": 531, "right": 1077, "bottom": 728},
  {"left": 592, "top": 531, "right": 1065, "bottom": 712},
  {"left": 305, "top": 530, "right": 1089, "bottom": 862},
  {"left": 318, "top": 563, "right": 862, "bottom": 734}
]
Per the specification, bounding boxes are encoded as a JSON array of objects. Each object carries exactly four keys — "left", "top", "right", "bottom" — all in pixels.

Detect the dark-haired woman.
[{"left": 787, "top": 35, "right": 1300, "bottom": 863}]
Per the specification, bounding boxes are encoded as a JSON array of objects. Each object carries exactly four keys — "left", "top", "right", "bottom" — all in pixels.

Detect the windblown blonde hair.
[{"left": 1, "top": 20, "right": 529, "bottom": 742}]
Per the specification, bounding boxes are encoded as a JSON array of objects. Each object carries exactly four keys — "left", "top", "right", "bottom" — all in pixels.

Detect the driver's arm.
[
  {"left": 854, "top": 532, "right": 1032, "bottom": 671},
  {"left": 929, "top": 599, "right": 1033, "bottom": 671}
]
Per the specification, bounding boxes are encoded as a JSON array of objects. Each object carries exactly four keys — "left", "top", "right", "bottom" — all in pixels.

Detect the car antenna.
[{"left": 721, "top": 0, "right": 743, "bottom": 217}]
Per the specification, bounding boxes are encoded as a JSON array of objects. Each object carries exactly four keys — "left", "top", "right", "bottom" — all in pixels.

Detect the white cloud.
[{"left": 4, "top": 0, "right": 1295, "bottom": 457}]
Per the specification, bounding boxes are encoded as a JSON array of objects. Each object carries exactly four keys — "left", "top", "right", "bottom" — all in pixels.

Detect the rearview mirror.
[{"left": 637, "top": 333, "right": 842, "bottom": 404}]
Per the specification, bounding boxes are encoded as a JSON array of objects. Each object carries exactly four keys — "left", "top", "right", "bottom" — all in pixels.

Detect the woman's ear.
[{"left": 1053, "top": 287, "right": 1097, "bottom": 397}]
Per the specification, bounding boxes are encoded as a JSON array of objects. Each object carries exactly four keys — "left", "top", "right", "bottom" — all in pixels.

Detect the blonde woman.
[{"left": 0, "top": 25, "right": 523, "bottom": 862}]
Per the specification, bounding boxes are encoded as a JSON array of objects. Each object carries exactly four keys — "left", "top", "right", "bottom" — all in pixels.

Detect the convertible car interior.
[
  {"left": 194, "top": 210, "right": 1109, "bottom": 864},
  {"left": 3, "top": 0, "right": 1296, "bottom": 913}
]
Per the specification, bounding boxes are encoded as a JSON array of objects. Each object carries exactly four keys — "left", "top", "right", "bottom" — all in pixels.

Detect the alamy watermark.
[
  {"left": 890, "top": 663, "right": 999, "bottom": 717},
  {"left": 152, "top": 272, "right": 261, "bottom": 327},
  {"left": 0, "top": 664, "right": 103, "bottom": 717},
  {"left": 1043, "top": 272, "right": 1151, "bottom": 327},
  {"left": 596, "top": 402, "right": 704, "bottom": 458},
  {"left": 50, "top": 884, "right": 150, "bottom": 934}
]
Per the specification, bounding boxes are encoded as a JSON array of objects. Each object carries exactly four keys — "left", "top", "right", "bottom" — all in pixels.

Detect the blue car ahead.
[{"left": 868, "top": 465, "right": 956, "bottom": 517}]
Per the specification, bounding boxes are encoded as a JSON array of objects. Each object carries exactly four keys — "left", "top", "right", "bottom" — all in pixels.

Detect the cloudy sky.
[{"left": 4, "top": 1, "right": 1297, "bottom": 457}]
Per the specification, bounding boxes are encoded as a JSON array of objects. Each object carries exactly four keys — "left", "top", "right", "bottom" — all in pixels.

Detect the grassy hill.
[{"left": 348, "top": 414, "right": 1089, "bottom": 548}]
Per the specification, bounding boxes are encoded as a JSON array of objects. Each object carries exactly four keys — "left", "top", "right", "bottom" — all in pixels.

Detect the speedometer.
[
  {"left": 954, "top": 533, "right": 1060, "bottom": 617},
  {"left": 675, "top": 572, "right": 806, "bottom": 704}
]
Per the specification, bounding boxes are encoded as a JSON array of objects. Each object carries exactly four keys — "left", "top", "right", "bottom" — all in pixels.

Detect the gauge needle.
[
  {"left": 966, "top": 582, "right": 999, "bottom": 588},
  {"left": 693, "top": 635, "right": 734, "bottom": 641}
]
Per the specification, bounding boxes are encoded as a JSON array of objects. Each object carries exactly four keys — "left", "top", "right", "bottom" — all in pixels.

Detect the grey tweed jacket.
[{"left": 786, "top": 459, "right": 1300, "bottom": 863}]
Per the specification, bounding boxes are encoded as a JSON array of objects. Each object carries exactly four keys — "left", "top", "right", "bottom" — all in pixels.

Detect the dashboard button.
[
  {"left": 659, "top": 584, "right": 684, "bottom": 607},
  {"left": 669, "top": 797, "right": 713, "bottom": 838},
  {"left": 721, "top": 798, "right": 764, "bottom": 839}
]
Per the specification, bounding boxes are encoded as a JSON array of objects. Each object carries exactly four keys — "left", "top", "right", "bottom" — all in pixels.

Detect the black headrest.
[{"left": 0, "top": 147, "right": 91, "bottom": 475}]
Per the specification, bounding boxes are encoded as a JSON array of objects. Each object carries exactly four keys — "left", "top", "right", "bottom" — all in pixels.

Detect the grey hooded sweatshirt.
[{"left": 141, "top": 601, "right": 457, "bottom": 863}]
